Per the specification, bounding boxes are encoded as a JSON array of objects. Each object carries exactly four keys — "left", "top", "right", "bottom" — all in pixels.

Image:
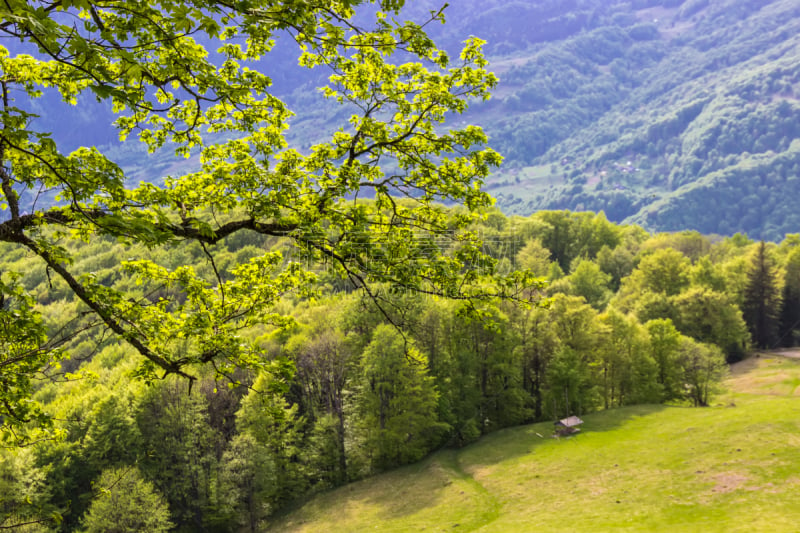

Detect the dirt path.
[
  {"left": 731, "top": 349, "right": 800, "bottom": 375},
  {"left": 728, "top": 349, "right": 800, "bottom": 395},
  {"left": 766, "top": 348, "right": 800, "bottom": 359}
]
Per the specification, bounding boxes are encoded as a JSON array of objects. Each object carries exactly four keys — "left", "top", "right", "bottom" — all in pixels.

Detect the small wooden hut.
[{"left": 554, "top": 416, "right": 583, "bottom": 436}]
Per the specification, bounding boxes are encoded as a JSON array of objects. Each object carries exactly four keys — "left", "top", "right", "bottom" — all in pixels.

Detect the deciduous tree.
[
  {"left": 0, "top": 0, "right": 536, "bottom": 441},
  {"left": 81, "top": 467, "right": 173, "bottom": 533},
  {"left": 357, "top": 324, "right": 445, "bottom": 469},
  {"left": 678, "top": 338, "right": 726, "bottom": 407},
  {"left": 645, "top": 318, "right": 682, "bottom": 402},
  {"left": 778, "top": 247, "right": 800, "bottom": 347}
]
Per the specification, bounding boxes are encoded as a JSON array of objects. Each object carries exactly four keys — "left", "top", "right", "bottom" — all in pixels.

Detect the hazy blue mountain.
[
  {"left": 459, "top": 0, "right": 800, "bottom": 240},
  {"left": 9, "top": 0, "right": 799, "bottom": 239}
]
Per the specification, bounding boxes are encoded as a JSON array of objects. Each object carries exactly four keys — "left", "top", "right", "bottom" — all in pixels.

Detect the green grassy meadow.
[{"left": 268, "top": 354, "right": 800, "bottom": 532}]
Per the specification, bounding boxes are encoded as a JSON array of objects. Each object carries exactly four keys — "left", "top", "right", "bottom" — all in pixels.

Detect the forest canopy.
[
  {"left": 0, "top": 0, "right": 539, "bottom": 442},
  {"left": 4, "top": 204, "right": 797, "bottom": 531}
]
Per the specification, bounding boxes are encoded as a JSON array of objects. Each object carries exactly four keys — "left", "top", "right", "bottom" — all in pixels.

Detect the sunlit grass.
[{"left": 268, "top": 354, "right": 800, "bottom": 532}]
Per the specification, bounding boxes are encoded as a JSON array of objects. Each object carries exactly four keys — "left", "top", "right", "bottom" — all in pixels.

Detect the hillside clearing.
[{"left": 269, "top": 354, "right": 800, "bottom": 532}]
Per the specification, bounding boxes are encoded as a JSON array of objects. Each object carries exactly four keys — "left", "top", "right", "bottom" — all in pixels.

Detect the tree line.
[{"left": 3, "top": 208, "right": 796, "bottom": 531}]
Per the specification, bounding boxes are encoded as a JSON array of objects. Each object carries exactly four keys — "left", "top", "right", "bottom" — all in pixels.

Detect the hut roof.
[{"left": 556, "top": 416, "right": 584, "bottom": 428}]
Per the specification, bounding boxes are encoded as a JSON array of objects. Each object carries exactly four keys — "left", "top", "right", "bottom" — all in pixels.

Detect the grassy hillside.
[{"left": 268, "top": 353, "right": 800, "bottom": 532}]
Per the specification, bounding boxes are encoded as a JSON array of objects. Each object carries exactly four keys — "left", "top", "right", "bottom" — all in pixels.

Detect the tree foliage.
[
  {"left": 778, "top": 247, "right": 800, "bottom": 347},
  {"left": 357, "top": 324, "right": 445, "bottom": 469},
  {"left": 0, "top": 0, "right": 539, "bottom": 441},
  {"left": 81, "top": 467, "right": 173, "bottom": 533},
  {"left": 0, "top": 1, "right": 793, "bottom": 527},
  {"left": 742, "top": 241, "right": 782, "bottom": 349},
  {"left": 1, "top": 208, "right": 785, "bottom": 529}
]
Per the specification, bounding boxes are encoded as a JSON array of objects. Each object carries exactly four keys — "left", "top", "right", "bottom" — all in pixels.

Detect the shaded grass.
[{"left": 268, "top": 355, "right": 800, "bottom": 532}]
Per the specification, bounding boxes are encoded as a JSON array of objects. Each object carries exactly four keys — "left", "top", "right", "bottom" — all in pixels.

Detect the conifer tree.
[{"left": 742, "top": 241, "right": 782, "bottom": 349}]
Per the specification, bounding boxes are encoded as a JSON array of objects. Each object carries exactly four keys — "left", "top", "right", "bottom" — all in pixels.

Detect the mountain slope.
[
  {"left": 267, "top": 353, "right": 800, "bottom": 532},
  {"left": 468, "top": 0, "right": 800, "bottom": 239},
  {"left": 11, "top": 0, "right": 798, "bottom": 239}
]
